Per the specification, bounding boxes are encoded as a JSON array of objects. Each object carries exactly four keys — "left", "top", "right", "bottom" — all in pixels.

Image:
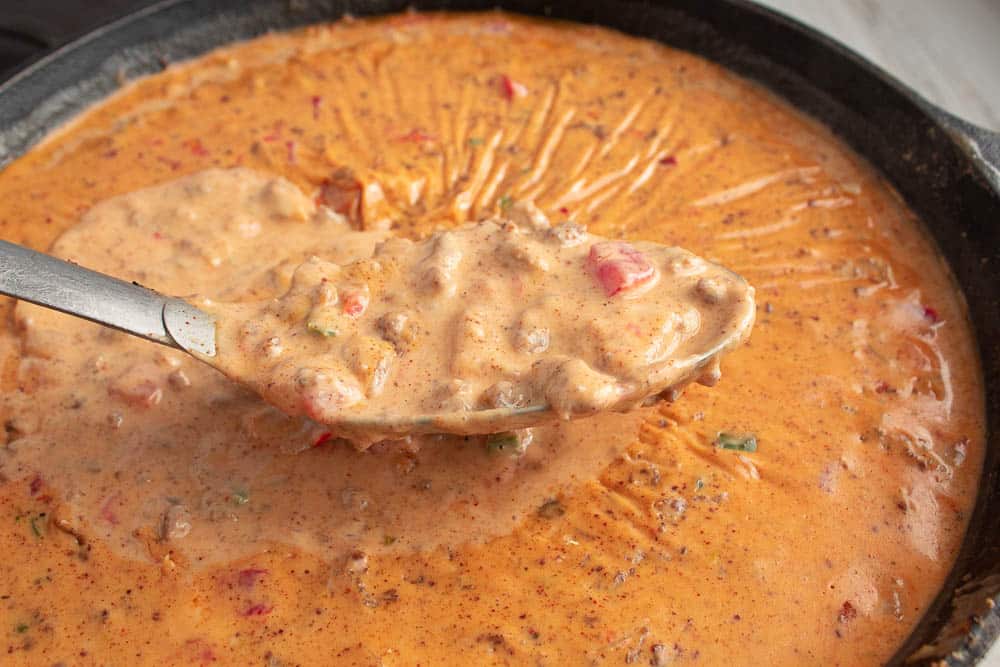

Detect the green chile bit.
[
  {"left": 538, "top": 499, "right": 565, "bottom": 519},
  {"left": 486, "top": 431, "right": 528, "bottom": 457},
  {"left": 29, "top": 513, "right": 45, "bottom": 538},
  {"left": 231, "top": 487, "right": 250, "bottom": 506},
  {"left": 715, "top": 432, "right": 757, "bottom": 452}
]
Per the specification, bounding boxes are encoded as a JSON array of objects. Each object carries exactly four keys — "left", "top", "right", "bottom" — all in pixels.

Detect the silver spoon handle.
[{"left": 0, "top": 239, "right": 215, "bottom": 356}]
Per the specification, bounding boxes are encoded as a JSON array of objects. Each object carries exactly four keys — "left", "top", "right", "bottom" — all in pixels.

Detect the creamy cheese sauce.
[
  {"left": 205, "top": 204, "right": 753, "bottom": 443},
  {"left": 0, "top": 12, "right": 985, "bottom": 666},
  {"left": 2, "top": 168, "right": 653, "bottom": 568}
]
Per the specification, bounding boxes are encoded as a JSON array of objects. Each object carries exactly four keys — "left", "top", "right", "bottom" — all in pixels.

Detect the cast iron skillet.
[{"left": 0, "top": 1, "right": 997, "bottom": 663}]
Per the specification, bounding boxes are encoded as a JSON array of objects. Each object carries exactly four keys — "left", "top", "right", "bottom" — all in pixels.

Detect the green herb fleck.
[
  {"left": 231, "top": 488, "right": 250, "bottom": 506},
  {"left": 15, "top": 623, "right": 28, "bottom": 634},
  {"left": 383, "top": 535, "right": 397, "bottom": 546},
  {"left": 486, "top": 431, "right": 527, "bottom": 457},
  {"left": 29, "top": 514, "right": 44, "bottom": 538},
  {"left": 307, "top": 320, "right": 339, "bottom": 337},
  {"left": 715, "top": 432, "right": 757, "bottom": 452},
  {"left": 468, "top": 137, "right": 484, "bottom": 147},
  {"left": 694, "top": 478, "right": 704, "bottom": 491},
  {"left": 498, "top": 194, "right": 514, "bottom": 212},
  {"left": 538, "top": 499, "right": 565, "bottom": 519}
]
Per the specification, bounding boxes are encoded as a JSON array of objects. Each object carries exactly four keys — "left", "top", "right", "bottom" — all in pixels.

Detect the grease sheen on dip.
[{"left": 0, "top": 11, "right": 985, "bottom": 667}]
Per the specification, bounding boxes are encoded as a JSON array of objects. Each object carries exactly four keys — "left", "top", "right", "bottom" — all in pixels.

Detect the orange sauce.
[{"left": 0, "top": 12, "right": 984, "bottom": 665}]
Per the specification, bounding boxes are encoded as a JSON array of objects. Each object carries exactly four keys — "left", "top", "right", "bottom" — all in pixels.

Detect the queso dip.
[{"left": 0, "top": 12, "right": 984, "bottom": 666}]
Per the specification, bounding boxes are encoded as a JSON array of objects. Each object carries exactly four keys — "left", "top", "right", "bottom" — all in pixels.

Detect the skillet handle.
[{"left": 923, "top": 104, "right": 1000, "bottom": 193}]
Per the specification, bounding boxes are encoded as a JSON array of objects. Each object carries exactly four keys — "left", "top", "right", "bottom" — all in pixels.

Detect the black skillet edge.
[{"left": 0, "top": 1, "right": 997, "bottom": 664}]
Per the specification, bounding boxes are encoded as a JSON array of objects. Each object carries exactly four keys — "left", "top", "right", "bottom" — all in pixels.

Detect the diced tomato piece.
[
  {"left": 341, "top": 288, "right": 369, "bottom": 317},
  {"left": 178, "top": 639, "right": 217, "bottom": 665},
  {"left": 397, "top": 128, "right": 433, "bottom": 143},
  {"left": 312, "top": 432, "right": 334, "bottom": 447},
  {"left": 242, "top": 603, "right": 273, "bottom": 617},
  {"left": 500, "top": 75, "right": 528, "bottom": 100},
  {"left": 237, "top": 568, "right": 268, "bottom": 588},
  {"left": 99, "top": 493, "right": 121, "bottom": 525},
  {"left": 185, "top": 138, "right": 209, "bottom": 157},
  {"left": 587, "top": 241, "right": 657, "bottom": 296}
]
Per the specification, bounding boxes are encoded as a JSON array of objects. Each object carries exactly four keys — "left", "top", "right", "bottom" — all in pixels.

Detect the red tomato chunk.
[
  {"left": 586, "top": 241, "right": 656, "bottom": 296},
  {"left": 342, "top": 289, "right": 370, "bottom": 317},
  {"left": 499, "top": 74, "right": 528, "bottom": 100}
]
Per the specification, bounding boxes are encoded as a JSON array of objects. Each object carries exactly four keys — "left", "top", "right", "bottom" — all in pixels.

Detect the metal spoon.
[
  {"left": 0, "top": 239, "right": 550, "bottom": 437},
  {"left": 0, "top": 239, "right": 216, "bottom": 356}
]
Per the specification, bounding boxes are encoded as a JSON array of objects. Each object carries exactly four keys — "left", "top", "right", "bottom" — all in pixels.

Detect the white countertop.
[
  {"left": 755, "top": 1, "right": 1000, "bottom": 664},
  {"left": 755, "top": 0, "right": 1000, "bottom": 132}
]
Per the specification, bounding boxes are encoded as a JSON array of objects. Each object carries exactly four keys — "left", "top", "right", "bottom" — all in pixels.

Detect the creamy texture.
[
  {"left": 0, "top": 12, "right": 985, "bottom": 666},
  {"left": 206, "top": 206, "right": 753, "bottom": 442},
  {"left": 2, "top": 168, "right": 656, "bottom": 566}
]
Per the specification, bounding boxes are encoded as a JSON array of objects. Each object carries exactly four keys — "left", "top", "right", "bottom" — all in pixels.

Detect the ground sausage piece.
[{"left": 419, "top": 232, "right": 463, "bottom": 297}]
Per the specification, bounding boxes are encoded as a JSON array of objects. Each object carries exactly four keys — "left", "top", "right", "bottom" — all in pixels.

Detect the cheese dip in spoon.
[
  {"left": 200, "top": 202, "right": 755, "bottom": 446},
  {"left": 0, "top": 173, "right": 753, "bottom": 448}
]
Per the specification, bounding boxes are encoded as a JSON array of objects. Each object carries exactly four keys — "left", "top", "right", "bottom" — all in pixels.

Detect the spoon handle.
[{"left": 0, "top": 239, "right": 215, "bottom": 356}]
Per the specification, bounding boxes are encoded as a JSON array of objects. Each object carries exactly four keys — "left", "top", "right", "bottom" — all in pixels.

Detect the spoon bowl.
[{"left": 0, "top": 233, "right": 754, "bottom": 445}]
